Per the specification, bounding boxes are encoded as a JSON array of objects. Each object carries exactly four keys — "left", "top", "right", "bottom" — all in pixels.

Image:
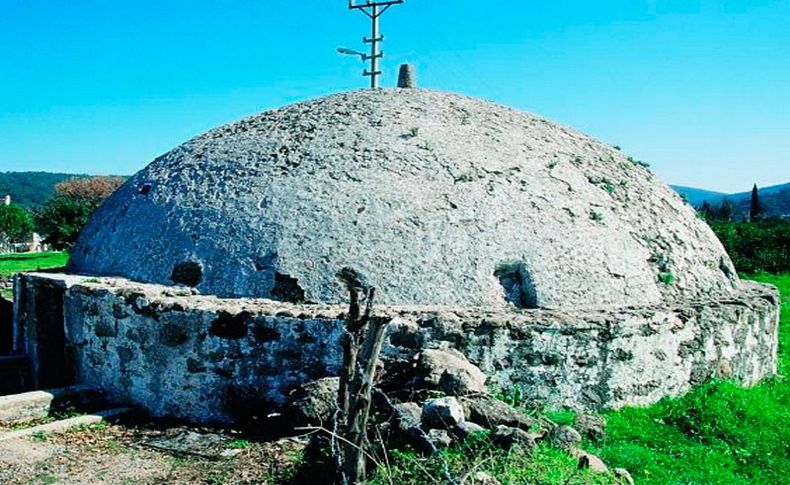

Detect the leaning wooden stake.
[{"left": 335, "top": 268, "right": 391, "bottom": 484}]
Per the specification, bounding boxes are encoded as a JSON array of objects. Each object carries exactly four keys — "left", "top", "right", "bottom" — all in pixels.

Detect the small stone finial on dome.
[{"left": 397, "top": 64, "right": 416, "bottom": 88}]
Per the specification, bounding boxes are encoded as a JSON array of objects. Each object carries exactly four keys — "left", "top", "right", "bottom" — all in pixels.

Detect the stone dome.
[{"left": 68, "top": 89, "right": 739, "bottom": 309}]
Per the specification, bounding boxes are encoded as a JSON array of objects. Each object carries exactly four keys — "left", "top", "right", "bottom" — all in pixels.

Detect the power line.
[{"left": 344, "top": 1, "right": 405, "bottom": 88}]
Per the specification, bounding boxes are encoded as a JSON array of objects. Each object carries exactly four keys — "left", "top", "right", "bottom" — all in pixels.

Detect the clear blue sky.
[{"left": 1, "top": 0, "right": 788, "bottom": 192}]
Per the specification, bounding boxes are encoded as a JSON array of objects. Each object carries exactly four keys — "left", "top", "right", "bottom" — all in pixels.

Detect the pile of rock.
[
  {"left": 417, "top": 395, "right": 539, "bottom": 450},
  {"left": 285, "top": 348, "right": 632, "bottom": 483}
]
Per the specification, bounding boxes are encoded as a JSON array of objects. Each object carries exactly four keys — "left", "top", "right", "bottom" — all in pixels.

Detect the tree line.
[
  {"left": 0, "top": 171, "right": 80, "bottom": 210},
  {"left": 0, "top": 176, "right": 124, "bottom": 250},
  {"left": 700, "top": 184, "right": 789, "bottom": 274},
  {"left": 699, "top": 184, "right": 766, "bottom": 222}
]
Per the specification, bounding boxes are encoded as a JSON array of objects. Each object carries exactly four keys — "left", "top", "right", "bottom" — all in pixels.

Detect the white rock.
[
  {"left": 471, "top": 471, "right": 501, "bottom": 485},
  {"left": 551, "top": 425, "right": 582, "bottom": 449},
  {"left": 418, "top": 349, "right": 487, "bottom": 395},
  {"left": 614, "top": 468, "right": 635, "bottom": 484},
  {"left": 426, "top": 428, "right": 453, "bottom": 448},
  {"left": 573, "top": 449, "right": 609, "bottom": 473},
  {"left": 422, "top": 397, "right": 465, "bottom": 429},
  {"left": 453, "top": 420, "right": 486, "bottom": 439}
]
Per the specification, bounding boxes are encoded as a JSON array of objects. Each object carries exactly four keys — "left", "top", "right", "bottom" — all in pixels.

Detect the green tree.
[
  {"left": 0, "top": 203, "right": 34, "bottom": 243},
  {"left": 701, "top": 201, "right": 716, "bottom": 220},
  {"left": 708, "top": 218, "right": 790, "bottom": 273},
  {"left": 34, "top": 196, "right": 95, "bottom": 249},
  {"left": 33, "top": 176, "right": 124, "bottom": 249},
  {"left": 718, "top": 197, "right": 733, "bottom": 221},
  {"left": 750, "top": 184, "right": 764, "bottom": 221}
]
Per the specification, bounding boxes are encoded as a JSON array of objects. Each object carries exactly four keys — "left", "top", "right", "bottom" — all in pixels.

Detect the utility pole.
[{"left": 347, "top": 1, "right": 404, "bottom": 88}]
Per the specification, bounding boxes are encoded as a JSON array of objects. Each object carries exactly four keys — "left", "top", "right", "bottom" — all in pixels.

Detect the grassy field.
[
  {"left": 0, "top": 252, "right": 69, "bottom": 277},
  {"left": 373, "top": 273, "right": 790, "bottom": 484}
]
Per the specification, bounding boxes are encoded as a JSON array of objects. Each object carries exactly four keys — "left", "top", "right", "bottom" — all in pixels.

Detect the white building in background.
[{"left": 0, "top": 195, "right": 48, "bottom": 254}]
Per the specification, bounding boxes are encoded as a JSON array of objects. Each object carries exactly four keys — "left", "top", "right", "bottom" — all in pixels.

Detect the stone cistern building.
[{"left": 13, "top": 88, "right": 780, "bottom": 425}]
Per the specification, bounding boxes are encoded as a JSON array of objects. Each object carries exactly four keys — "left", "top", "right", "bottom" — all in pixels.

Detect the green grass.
[
  {"left": 30, "top": 430, "right": 49, "bottom": 442},
  {"left": 372, "top": 434, "right": 614, "bottom": 485},
  {"left": 69, "top": 421, "right": 108, "bottom": 433},
  {"left": 589, "top": 273, "right": 790, "bottom": 485},
  {"left": 226, "top": 438, "right": 250, "bottom": 449},
  {"left": 0, "top": 251, "right": 69, "bottom": 277},
  {"left": 372, "top": 273, "right": 790, "bottom": 484}
]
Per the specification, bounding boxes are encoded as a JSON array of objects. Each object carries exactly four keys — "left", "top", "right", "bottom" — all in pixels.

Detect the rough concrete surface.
[
  {"left": 68, "top": 89, "right": 738, "bottom": 309},
  {"left": 0, "top": 384, "right": 100, "bottom": 424},
  {"left": 0, "top": 408, "right": 128, "bottom": 442}
]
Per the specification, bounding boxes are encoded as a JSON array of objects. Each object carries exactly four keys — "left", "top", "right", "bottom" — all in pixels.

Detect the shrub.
[
  {"left": 0, "top": 203, "right": 34, "bottom": 243},
  {"left": 707, "top": 218, "right": 790, "bottom": 273},
  {"left": 34, "top": 176, "right": 124, "bottom": 249},
  {"left": 34, "top": 196, "right": 96, "bottom": 250}
]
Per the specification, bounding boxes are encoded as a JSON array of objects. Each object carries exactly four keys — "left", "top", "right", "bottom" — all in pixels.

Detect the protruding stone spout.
[{"left": 397, "top": 64, "right": 416, "bottom": 88}]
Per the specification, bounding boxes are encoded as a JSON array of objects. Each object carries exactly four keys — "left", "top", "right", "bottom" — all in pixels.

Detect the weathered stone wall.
[
  {"left": 14, "top": 273, "right": 779, "bottom": 425},
  {"left": 412, "top": 283, "right": 779, "bottom": 409},
  {"left": 11, "top": 274, "right": 85, "bottom": 389},
  {"left": 65, "top": 284, "right": 345, "bottom": 425}
]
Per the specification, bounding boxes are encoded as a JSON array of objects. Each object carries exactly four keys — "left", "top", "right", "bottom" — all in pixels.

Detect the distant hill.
[
  {"left": 670, "top": 185, "right": 726, "bottom": 207},
  {"left": 0, "top": 172, "right": 84, "bottom": 210},
  {"left": 672, "top": 182, "right": 790, "bottom": 219}
]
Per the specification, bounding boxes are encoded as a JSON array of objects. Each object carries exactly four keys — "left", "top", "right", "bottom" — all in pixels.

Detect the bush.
[
  {"left": 34, "top": 196, "right": 96, "bottom": 250},
  {"left": 34, "top": 176, "right": 124, "bottom": 249},
  {"left": 0, "top": 203, "right": 34, "bottom": 243},
  {"left": 707, "top": 218, "right": 790, "bottom": 273}
]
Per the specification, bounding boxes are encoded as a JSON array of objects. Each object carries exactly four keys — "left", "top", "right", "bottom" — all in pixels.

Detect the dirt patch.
[{"left": 0, "top": 420, "right": 311, "bottom": 484}]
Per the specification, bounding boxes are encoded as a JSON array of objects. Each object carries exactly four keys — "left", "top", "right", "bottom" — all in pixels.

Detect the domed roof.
[{"left": 68, "top": 89, "right": 738, "bottom": 309}]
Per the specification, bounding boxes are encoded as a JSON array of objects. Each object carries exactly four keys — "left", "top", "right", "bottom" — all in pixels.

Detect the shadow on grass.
[{"left": 0, "top": 252, "right": 63, "bottom": 262}]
